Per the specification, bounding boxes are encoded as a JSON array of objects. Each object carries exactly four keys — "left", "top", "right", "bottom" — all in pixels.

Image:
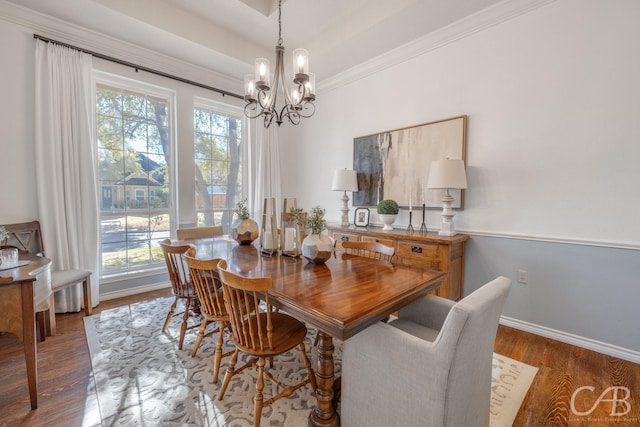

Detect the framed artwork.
[
  {"left": 352, "top": 115, "right": 467, "bottom": 209},
  {"left": 354, "top": 208, "right": 370, "bottom": 227}
]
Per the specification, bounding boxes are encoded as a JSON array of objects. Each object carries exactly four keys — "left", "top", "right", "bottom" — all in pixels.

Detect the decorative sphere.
[{"left": 232, "top": 218, "right": 259, "bottom": 245}]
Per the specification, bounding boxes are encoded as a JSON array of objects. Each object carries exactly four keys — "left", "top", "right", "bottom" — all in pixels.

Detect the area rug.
[{"left": 84, "top": 297, "right": 537, "bottom": 426}]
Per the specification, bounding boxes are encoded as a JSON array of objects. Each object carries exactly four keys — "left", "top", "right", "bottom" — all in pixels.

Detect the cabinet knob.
[
  {"left": 411, "top": 246, "right": 422, "bottom": 254},
  {"left": 341, "top": 236, "right": 349, "bottom": 241}
]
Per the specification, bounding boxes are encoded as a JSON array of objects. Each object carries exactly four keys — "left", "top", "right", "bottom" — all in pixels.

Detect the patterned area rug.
[{"left": 84, "top": 297, "right": 537, "bottom": 426}]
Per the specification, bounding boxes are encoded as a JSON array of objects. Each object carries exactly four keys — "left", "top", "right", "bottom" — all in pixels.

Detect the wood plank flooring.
[{"left": 1, "top": 289, "right": 639, "bottom": 426}]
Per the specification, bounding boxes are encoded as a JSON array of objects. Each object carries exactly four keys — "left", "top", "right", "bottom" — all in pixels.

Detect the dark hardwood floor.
[{"left": 1, "top": 289, "right": 639, "bottom": 426}]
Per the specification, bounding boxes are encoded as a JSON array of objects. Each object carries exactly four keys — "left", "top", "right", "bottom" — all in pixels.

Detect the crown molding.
[
  {"left": 318, "top": 0, "right": 556, "bottom": 93},
  {"left": 0, "top": 0, "right": 243, "bottom": 95}
]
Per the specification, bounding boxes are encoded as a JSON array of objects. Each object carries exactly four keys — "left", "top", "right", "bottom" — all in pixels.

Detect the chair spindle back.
[
  {"left": 341, "top": 240, "right": 395, "bottom": 262},
  {"left": 159, "top": 239, "right": 194, "bottom": 297},
  {"left": 217, "top": 259, "right": 274, "bottom": 352},
  {"left": 184, "top": 248, "right": 226, "bottom": 319}
]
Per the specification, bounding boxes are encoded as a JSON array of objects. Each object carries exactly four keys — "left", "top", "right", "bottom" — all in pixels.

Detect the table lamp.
[
  {"left": 427, "top": 159, "right": 467, "bottom": 236},
  {"left": 331, "top": 169, "right": 358, "bottom": 227}
]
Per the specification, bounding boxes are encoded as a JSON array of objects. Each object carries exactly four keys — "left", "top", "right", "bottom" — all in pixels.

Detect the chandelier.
[{"left": 243, "top": 0, "right": 315, "bottom": 128}]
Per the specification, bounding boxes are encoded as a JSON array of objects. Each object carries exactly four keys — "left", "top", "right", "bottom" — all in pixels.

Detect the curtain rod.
[{"left": 33, "top": 34, "right": 244, "bottom": 100}]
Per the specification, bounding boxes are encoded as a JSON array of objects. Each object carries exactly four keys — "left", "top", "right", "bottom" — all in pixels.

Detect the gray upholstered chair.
[{"left": 340, "top": 276, "right": 512, "bottom": 427}]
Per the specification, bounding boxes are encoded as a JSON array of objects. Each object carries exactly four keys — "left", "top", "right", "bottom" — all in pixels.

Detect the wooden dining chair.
[
  {"left": 176, "top": 226, "right": 223, "bottom": 241},
  {"left": 159, "top": 238, "right": 200, "bottom": 350},
  {"left": 183, "top": 248, "right": 234, "bottom": 382},
  {"left": 341, "top": 240, "right": 395, "bottom": 261},
  {"left": 1, "top": 221, "right": 93, "bottom": 339},
  {"left": 216, "top": 260, "right": 317, "bottom": 426}
]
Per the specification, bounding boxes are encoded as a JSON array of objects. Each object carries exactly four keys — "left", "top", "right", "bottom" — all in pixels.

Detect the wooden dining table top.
[{"left": 179, "top": 236, "right": 446, "bottom": 341}]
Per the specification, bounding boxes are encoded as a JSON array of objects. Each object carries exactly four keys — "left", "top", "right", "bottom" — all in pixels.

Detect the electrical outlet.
[{"left": 517, "top": 270, "right": 528, "bottom": 284}]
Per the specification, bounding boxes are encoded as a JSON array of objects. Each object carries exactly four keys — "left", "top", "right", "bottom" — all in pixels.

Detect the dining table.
[
  {"left": 0, "top": 253, "right": 52, "bottom": 410},
  {"left": 179, "top": 235, "right": 445, "bottom": 427}
]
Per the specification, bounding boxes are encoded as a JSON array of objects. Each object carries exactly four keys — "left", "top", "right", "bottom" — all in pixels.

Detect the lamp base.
[
  {"left": 339, "top": 192, "right": 350, "bottom": 227},
  {"left": 438, "top": 222, "right": 457, "bottom": 236},
  {"left": 439, "top": 190, "right": 457, "bottom": 236}
]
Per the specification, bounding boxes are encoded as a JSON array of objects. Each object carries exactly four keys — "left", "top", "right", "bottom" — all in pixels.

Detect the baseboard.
[
  {"left": 500, "top": 316, "right": 640, "bottom": 364},
  {"left": 99, "top": 282, "right": 171, "bottom": 301}
]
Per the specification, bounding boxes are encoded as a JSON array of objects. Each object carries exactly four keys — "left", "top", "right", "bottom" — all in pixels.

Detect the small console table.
[
  {"left": 0, "top": 255, "right": 52, "bottom": 409},
  {"left": 327, "top": 224, "right": 469, "bottom": 300}
]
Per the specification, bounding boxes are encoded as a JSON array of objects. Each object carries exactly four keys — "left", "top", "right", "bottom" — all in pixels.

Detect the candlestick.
[
  {"left": 406, "top": 211, "right": 414, "bottom": 234},
  {"left": 420, "top": 203, "right": 428, "bottom": 234}
]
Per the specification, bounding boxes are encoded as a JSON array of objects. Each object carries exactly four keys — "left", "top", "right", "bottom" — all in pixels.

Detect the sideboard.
[{"left": 327, "top": 224, "right": 469, "bottom": 300}]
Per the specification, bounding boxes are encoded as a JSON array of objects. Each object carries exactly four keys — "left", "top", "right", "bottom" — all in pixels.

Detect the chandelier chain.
[{"left": 277, "top": 0, "right": 283, "bottom": 46}]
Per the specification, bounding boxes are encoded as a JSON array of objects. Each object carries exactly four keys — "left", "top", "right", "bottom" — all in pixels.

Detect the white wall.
[
  {"left": 0, "top": 19, "right": 38, "bottom": 222},
  {"left": 286, "top": 0, "right": 640, "bottom": 246},
  {"left": 282, "top": 0, "right": 640, "bottom": 359}
]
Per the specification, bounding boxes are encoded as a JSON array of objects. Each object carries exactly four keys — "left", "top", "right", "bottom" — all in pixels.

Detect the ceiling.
[{"left": 10, "top": 0, "right": 505, "bottom": 82}]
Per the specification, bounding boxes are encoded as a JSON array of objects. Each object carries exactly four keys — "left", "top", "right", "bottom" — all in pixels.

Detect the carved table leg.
[{"left": 309, "top": 331, "right": 339, "bottom": 427}]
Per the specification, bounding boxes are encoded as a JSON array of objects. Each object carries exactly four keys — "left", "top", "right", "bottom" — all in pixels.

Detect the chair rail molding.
[{"left": 462, "top": 229, "right": 640, "bottom": 252}]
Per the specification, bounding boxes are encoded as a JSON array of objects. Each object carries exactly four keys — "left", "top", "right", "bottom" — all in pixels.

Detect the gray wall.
[{"left": 465, "top": 235, "right": 640, "bottom": 354}]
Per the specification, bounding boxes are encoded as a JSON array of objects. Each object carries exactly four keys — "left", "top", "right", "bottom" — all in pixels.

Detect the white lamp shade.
[
  {"left": 427, "top": 159, "right": 468, "bottom": 189},
  {"left": 331, "top": 169, "right": 358, "bottom": 192}
]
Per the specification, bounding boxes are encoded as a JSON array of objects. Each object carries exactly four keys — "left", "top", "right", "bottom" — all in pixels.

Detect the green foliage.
[
  {"left": 307, "top": 206, "right": 327, "bottom": 235},
  {"left": 0, "top": 226, "right": 8, "bottom": 242},
  {"left": 289, "top": 207, "right": 308, "bottom": 232},
  {"left": 234, "top": 198, "right": 250, "bottom": 219},
  {"left": 377, "top": 199, "right": 399, "bottom": 214}
]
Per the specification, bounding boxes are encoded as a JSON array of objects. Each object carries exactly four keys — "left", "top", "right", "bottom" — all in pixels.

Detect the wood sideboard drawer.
[{"left": 397, "top": 241, "right": 438, "bottom": 262}]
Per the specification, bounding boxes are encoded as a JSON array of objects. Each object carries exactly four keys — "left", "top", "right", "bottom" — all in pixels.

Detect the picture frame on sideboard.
[{"left": 354, "top": 208, "right": 370, "bottom": 227}]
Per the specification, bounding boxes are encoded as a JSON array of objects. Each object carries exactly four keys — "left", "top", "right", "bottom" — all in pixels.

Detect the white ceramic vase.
[
  {"left": 378, "top": 214, "right": 397, "bottom": 231},
  {"left": 301, "top": 233, "right": 334, "bottom": 264}
]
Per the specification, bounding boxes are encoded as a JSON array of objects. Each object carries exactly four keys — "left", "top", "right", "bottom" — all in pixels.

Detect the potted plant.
[
  {"left": 300, "top": 206, "right": 333, "bottom": 264},
  {"left": 289, "top": 207, "right": 309, "bottom": 241},
  {"left": 231, "top": 198, "right": 259, "bottom": 245},
  {"left": 377, "top": 199, "right": 399, "bottom": 230}
]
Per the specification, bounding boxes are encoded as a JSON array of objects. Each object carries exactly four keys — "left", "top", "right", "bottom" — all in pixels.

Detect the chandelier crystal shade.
[{"left": 243, "top": 0, "right": 315, "bottom": 127}]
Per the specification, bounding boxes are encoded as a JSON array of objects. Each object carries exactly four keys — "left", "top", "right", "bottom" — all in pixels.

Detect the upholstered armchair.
[{"left": 340, "top": 276, "right": 512, "bottom": 427}]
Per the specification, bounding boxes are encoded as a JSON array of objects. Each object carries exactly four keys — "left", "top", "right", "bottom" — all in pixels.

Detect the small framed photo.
[{"left": 354, "top": 208, "right": 370, "bottom": 227}]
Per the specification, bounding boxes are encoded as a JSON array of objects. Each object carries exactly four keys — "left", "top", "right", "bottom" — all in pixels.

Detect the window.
[
  {"left": 96, "top": 80, "right": 173, "bottom": 274},
  {"left": 194, "top": 99, "right": 244, "bottom": 233}
]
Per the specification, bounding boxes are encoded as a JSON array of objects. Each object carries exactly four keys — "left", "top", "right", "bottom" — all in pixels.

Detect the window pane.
[
  {"left": 194, "top": 105, "right": 242, "bottom": 233},
  {"left": 97, "top": 83, "right": 172, "bottom": 274}
]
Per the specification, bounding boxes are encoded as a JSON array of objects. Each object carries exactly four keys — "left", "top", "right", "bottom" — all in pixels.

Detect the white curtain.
[
  {"left": 251, "top": 124, "right": 282, "bottom": 224},
  {"left": 35, "top": 40, "right": 100, "bottom": 312}
]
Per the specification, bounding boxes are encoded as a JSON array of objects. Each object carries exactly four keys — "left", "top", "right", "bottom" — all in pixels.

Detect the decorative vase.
[
  {"left": 379, "top": 214, "right": 397, "bottom": 231},
  {"left": 301, "top": 233, "right": 333, "bottom": 264},
  {"left": 232, "top": 218, "right": 259, "bottom": 245}
]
